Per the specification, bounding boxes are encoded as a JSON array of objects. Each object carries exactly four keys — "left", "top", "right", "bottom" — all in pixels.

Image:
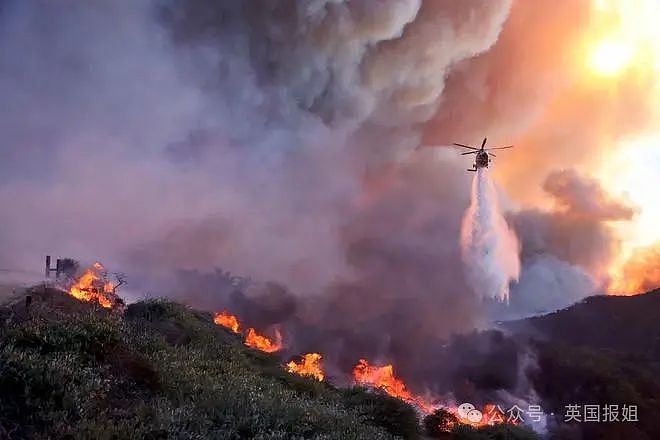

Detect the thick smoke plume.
[{"left": 460, "top": 168, "right": 520, "bottom": 302}]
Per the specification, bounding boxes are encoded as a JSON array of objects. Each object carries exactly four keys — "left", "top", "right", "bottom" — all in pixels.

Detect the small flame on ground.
[
  {"left": 244, "top": 328, "right": 282, "bottom": 353},
  {"left": 286, "top": 353, "right": 324, "bottom": 381},
  {"left": 214, "top": 311, "right": 240, "bottom": 333},
  {"left": 211, "top": 310, "right": 283, "bottom": 353},
  {"left": 352, "top": 359, "right": 434, "bottom": 413},
  {"left": 68, "top": 263, "right": 114, "bottom": 308}
]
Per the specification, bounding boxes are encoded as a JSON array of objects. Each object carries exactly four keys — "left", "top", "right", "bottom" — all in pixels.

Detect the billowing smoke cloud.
[
  {"left": 461, "top": 168, "right": 520, "bottom": 302},
  {"left": 506, "top": 169, "right": 636, "bottom": 317},
  {"left": 0, "top": 0, "right": 514, "bottom": 384}
]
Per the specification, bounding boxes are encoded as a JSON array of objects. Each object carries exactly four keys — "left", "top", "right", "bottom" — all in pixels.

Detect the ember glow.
[
  {"left": 286, "top": 353, "right": 324, "bottom": 381},
  {"left": 213, "top": 311, "right": 240, "bottom": 333},
  {"left": 68, "top": 263, "right": 114, "bottom": 308},
  {"left": 352, "top": 359, "right": 434, "bottom": 413},
  {"left": 244, "top": 328, "right": 282, "bottom": 353}
]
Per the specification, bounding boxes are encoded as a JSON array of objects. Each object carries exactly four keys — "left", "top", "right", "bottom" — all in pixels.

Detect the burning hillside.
[
  {"left": 209, "top": 309, "right": 517, "bottom": 429},
  {"left": 352, "top": 358, "right": 435, "bottom": 414}
]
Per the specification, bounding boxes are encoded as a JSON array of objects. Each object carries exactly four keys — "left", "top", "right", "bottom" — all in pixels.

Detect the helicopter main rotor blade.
[
  {"left": 481, "top": 137, "right": 487, "bottom": 149},
  {"left": 453, "top": 143, "right": 479, "bottom": 150},
  {"left": 461, "top": 151, "right": 478, "bottom": 155},
  {"left": 488, "top": 153, "right": 496, "bottom": 157},
  {"left": 484, "top": 145, "right": 514, "bottom": 151}
]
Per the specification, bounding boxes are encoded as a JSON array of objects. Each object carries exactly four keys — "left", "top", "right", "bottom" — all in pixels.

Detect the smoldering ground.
[{"left": 0, "top": 0, "right": 651, "bottom": 401}]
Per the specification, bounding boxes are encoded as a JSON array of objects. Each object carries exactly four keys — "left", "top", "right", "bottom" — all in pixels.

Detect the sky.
[{"left": 0, "top": 0, "right": 659, "bottom": 330}]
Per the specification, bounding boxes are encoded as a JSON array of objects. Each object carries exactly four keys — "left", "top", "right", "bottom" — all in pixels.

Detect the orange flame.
[
  {"left": 607, "top": 244, "right": 660, "bottom": 295},
  {"left": 214, "top": 311, "right": 240, "bottom": 333},
  {"left": 244, "top": 328, "right": 282, "bottom": 353},
  {"left": 286, "top": 353, "right": 324, "bottom": 381},
  {"left": 68, "top": 263, "right": 113, "bottom": 308},
  {"left": 352, "top": 359, "right": 434, "bottom": 413}
]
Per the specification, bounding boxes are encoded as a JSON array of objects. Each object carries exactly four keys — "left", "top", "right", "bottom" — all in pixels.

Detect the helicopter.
[{"left": 453, "top": 137, "right": 513, "bottom": 172}]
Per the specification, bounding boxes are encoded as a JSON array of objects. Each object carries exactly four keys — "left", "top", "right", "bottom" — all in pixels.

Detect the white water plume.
[{"left": 460, "top": 168, "right": 520, "bottom": 302}]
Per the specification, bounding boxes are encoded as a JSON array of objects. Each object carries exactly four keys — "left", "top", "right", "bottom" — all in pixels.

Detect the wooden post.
[{"left": 45, "top": 256, "right": 61, "bottom": 278}]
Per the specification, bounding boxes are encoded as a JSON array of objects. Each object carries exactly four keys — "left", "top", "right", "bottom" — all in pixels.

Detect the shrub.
[{"left": 341, "top": 387, "right": 420, "bottom": 439}]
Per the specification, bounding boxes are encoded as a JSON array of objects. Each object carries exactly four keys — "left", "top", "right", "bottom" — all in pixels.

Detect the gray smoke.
[{"left": 504, "top": 169, "right": 635, "bottom": 318}]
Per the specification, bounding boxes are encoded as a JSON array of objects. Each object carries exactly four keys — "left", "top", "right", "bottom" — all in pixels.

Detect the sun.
[
  {"left": 584, "top": 0, "right": 660, "bottom": 78},
  {"left": 588, "top": 38, "right": 634, "bottom": 76}
]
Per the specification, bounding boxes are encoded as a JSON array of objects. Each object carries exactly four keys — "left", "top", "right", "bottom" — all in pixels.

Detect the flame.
[
  {"left": 210, "top": 310, "right": 282, "bottom": 353},
  {"left": 214, "top": 311, "right": 240, "bottom": 333},
  {"left": 608, "top": 243, "right": 660, "bottom": 295},
  {"left": 352, "top": 359, "right": 434, "bottom": 413},
  {"left": 286, "top": 353, "right": 324, "bottom": 381},
  {"left": 244, "top": 328, "right": 282, "bottom": 353},
  {"left": 68, "top": 263, "right": 113, "bottom": 308}
]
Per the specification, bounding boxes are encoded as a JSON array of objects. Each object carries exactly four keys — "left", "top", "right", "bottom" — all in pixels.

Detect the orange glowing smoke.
[
  {"left": 352, "top": 359, "right": 434, "bottom": 413},
  {"left": 244, "top": 328, "right": 282, "bottom": 353},
  {"left": 608, "top": 244, "right": 660, "bottom": 295},
  {"left": 68, "top": 263, "right": 114, "bottom": 308},
  {"left": 286, "top": 353, "right": 325, "bottom": 381},
  {"left": 214, "top": 311, "right": 240, "bottom": 333}
]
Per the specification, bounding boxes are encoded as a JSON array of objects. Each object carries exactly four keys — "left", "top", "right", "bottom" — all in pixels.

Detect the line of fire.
[{"left": 37, "top": 255, "right": 516, "bottom": 430}]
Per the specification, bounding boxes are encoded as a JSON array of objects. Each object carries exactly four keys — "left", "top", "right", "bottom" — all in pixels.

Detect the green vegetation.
[{"left": 0, "top": 290, "right": 400, "bottom": 439}]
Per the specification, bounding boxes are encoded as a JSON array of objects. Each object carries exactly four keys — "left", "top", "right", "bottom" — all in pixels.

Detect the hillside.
[
  {"left": 504, "top": 290, "right": 660, "bottom": 440},
  {"left": 0, "top": 287, "right": 539, "bottom": 440},
  {"left": 505, "top": 289, "right": 660, "bottom": 361}
]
